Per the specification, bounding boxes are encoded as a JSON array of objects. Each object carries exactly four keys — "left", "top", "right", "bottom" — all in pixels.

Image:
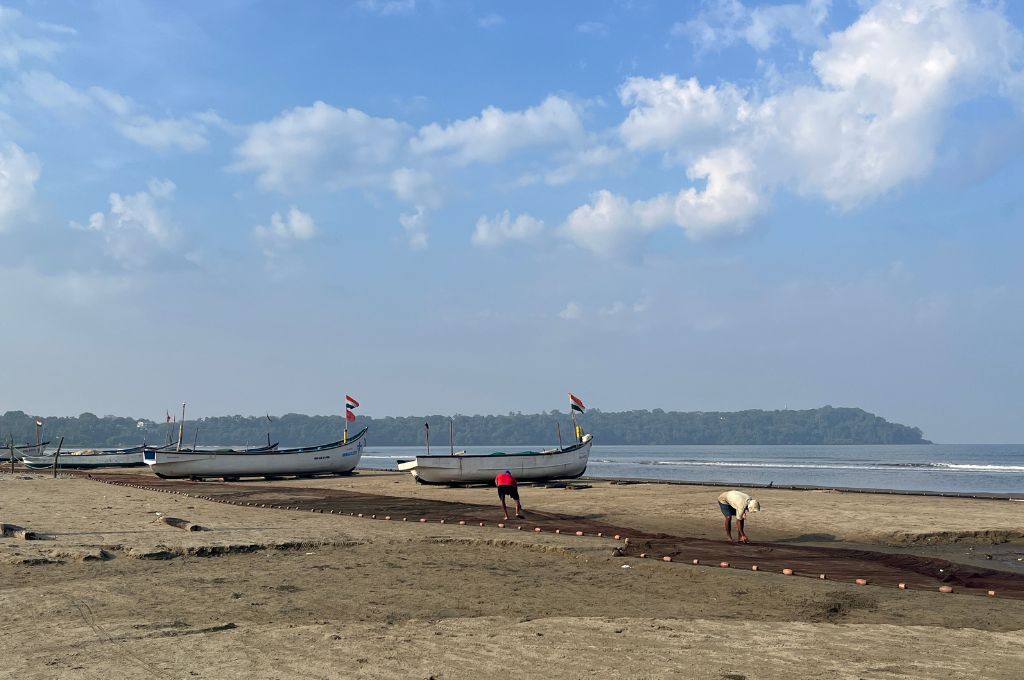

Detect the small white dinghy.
[
  {"left": 143, "top": 428, "right": 367, "bottom": 480},
  {"left": 397, "top": 433, "right": 592, "bottom": 485}
]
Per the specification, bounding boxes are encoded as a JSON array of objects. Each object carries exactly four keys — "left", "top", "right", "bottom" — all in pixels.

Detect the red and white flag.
[
  {"left": 346, "top": 395, "right": 360, "bottom": 410},
  {"left": 346, "top": 410, "right": 357, "bottom": 422}
]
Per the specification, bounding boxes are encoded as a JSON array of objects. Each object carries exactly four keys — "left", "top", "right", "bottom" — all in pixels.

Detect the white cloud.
[
  {"left": 116, "top": 115, "right": 209, "bottom": 152},
  {"left": 357, "top": 0, "right": 416, "bottom": 16},
  {"left": 35, "top": 21, "right": 77, "bottom": 36},
  {"left": 561, "top": 189, "right": 674, "bottom": 256},
  {"left": 8, "top": 71, "right": 212, "bottom": 151},
  {"left": 399, "top": 206, "right": 428, "bottom": 250},
  {"left": 411, "top": 96, "right": 584, "bottom": 164},
  {"left": 254, "top": 206, "right": 317, "bottom": 243},
  {"left": 575, "top": 0, "right": 1024, "bottom": 253},
  {"left": 540, "top": 144, "right": 628, "bottom": 186},
  {"left": 672, "top": 0, "right": 831, "bottom": 53},
  {"left": 577, "top": 21, "right": 609, "bottom": 37},
  {"left": 618, "top": 75, "right": 748, "bottom": 153},
  {"left": 233, "top": 101, "right": 410, "bottom": 192},
  {"left": 478, "top": 13, "right": 505, "bottom": 29},
  {"left": 673, "top": 148, "right": 763, "bottom": 239},
  {"left": 70, "top": 179, "right": 180, "bottom": 268},
  {"left": 13, "top": 70, "right": 93, "bottom": 111},
  {"left": 253, "top": 206, "right": 317, "bottom": 267},
  {"left": 0, "top": 7, "right": 64, "bottom": 68},
  {"left": 471, "top": 210, "right": 544, "bottom": 248},
  {"left": 390, "top": 167, "right": 442, "bottom": 208},
  {"left": 559, "top": 301, "right": 582, "bottom": 321},
  {"left": 0, "top": 142, "right": 41, "bottom": 231}
]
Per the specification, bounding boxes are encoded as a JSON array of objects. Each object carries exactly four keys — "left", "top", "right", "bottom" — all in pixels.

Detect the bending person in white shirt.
[{"left": 717, "top": 489, "right": 762, "bottom": 543}]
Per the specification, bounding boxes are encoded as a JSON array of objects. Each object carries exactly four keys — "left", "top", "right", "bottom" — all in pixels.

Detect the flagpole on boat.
[
  {"left": 176, "top": 403, "right": 186, "bottom": 451},
  {"left": 425, "top": 421, "right": 430, "bottom": 456},
  {"left": 266, "top": 413, "right": 272, "bottom": 448},
  {"left": 556, "top": 421, "right": 563, "bottom": 450},
  {"left": 449, "top": 417, "right": 455, "bottom": 455},
  {"left": 569, "top": 397, "right": 579, "bottom": 443}
]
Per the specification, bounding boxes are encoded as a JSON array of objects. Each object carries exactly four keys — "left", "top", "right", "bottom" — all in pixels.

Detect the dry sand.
[{"left": 1, "top": 468, "right": 1022, "bottom": 679}]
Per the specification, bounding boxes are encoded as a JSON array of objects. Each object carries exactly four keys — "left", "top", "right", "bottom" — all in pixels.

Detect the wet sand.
[{"left": 1, "top": 468, "right": 1023, "bottom": 679}]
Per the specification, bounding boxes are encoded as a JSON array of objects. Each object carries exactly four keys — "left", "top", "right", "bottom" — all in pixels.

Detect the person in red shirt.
[{"left": 495, "top": 469, "right": 525, "bottom": 520}]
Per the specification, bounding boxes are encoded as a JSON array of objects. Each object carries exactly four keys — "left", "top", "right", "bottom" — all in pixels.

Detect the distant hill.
[{"left": 1, "top": 406, "right": 929, "bottom": 448}]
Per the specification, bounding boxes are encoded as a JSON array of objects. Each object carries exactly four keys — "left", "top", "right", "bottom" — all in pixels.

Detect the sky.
[{"left": 1, "top": 0, "right": 1022, "bottom": 443}]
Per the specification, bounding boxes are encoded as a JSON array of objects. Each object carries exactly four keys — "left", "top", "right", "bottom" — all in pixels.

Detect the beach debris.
[
  {"left": 575, "top": 531, "right": 585, "bottom": 536},
  {"left": 419, "top": 518, "right": 427, "bottom": 523},
  {"left": 459, "top": 521, "right": 466, "bottom": 525},
  {"left": 662, "top": 556, "right": 672, "bottom": 562},
  {"left": 719, "top": 561, "right": 729, "bottom": 568},
  {"left": 534, "top": 527, "right": 542, "bottom": 532},
  {"left": 898, "top": 583, "right": 907, "bottom": 589},
  {"left": 0, "top": 523, "right": 37, "bottom": 540},
  {"left": 639, "top": 553, "right": 648, "bottom": 558},
  {"left": 497, "top": 523, "right": 505, "bottom": 528},
  {"left": 692, "top": 559, "right": 700, "bottom": 565},
  {"left": 612, "top": 548, "right": 624, "bottom": 557},
  {"left": 159, "top": 516, "right": 204, "bottom": 532},
  {"left": 819, "top": 574, "right": 827, "bottom": 580},
  {"left": 855, "top": 578, "right": 869, "bottom": 586},
  {"left": 621, "top": 564, "right": 631, "bottom": 569},
  {"left": 751, "top": 565, "right": 758, "bottom": 571},
  {"left": 613, "top": 534, "right": 621, "bottom": 540},
  {"left": 938, "top": 585, "right": 954, "bottom": 593},
  {"left": 988, "top": 590, "right": 997, "bottom": 597},
  {"left": 782, "top": 568, "right": 794, "bottom": 576}
]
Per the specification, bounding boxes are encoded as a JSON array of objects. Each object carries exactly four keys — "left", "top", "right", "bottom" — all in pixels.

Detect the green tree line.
[{"left": 1, "top": 406, "right": 929, "bottom": 448}]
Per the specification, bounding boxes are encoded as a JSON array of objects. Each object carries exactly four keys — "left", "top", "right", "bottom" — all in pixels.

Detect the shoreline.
[{"left": 363, "top": 466, "right": 1024, "bottom": 501}]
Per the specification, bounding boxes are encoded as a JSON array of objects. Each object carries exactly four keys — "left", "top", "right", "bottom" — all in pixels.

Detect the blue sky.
[{"left": 1, "top": 0, "right": 1022, "bottom": 443}]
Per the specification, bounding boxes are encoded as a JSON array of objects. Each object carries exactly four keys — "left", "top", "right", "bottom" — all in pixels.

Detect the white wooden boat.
[
  {"left": 20, "top": 444, "right": 180, "bottom": 470},
  {"left": 143, "top": 428, "right": 367, "bottom": 480},
  {"left": 397, "top": 433, "right": 592, "bottom": 484},
  {"left": 1, "top": 442, "right": 49, "bottom": 461}
]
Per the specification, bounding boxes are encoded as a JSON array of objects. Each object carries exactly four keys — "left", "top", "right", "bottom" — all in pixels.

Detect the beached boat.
[
  {"left": 20, "top": 443, "right": 182, "bottom": 470},
  {"left": 143, "top": 428, "right": 368, "bottom": 480},
  {"left": 1, "top": 442, "right": 50, "bottom": 461},
  {"left": 397, "top": 433, "right": 593, "bottom": 484}
]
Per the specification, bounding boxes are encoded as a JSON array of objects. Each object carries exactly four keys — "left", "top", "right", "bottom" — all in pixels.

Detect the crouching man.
[{"left": 718, "top": 489, "right": 761, "bottom": 543}]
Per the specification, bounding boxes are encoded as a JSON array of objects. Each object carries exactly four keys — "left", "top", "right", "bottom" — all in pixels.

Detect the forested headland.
[{"left": 1, "top": 406, "right": 929, "bottom": 448}]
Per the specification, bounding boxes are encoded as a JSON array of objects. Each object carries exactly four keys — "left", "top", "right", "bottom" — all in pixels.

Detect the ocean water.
[{"left": 362, "top": 443, "right": 1024, "bottom": 495}]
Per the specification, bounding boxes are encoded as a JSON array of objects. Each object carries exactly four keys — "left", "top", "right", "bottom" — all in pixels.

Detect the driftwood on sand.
[{"left": 159, "top": 516, "right": 205, "bottom": 532}]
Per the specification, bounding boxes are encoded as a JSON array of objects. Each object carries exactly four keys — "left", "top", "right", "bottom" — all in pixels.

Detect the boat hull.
[
  {"left": 1, "top": 442, "right": 49, "bottom": 461},
  {"left": 143, "top": 428, "right": 367, "bottom": 479},
  {"left": 22, "top": 451, "right": 145, "bottom": 469},
  {"left": 397, "top": 433, "right": 592, "bottom": 484}
]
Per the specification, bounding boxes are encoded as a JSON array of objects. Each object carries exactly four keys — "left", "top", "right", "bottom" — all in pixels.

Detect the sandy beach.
[{"left": 2, "top": 468, "right": 1023, "bottom": 679}]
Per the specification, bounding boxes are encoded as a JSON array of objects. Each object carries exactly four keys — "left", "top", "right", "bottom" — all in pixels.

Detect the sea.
[{"left": 362, "top": 443, "right": 1024, "bottom": 495}]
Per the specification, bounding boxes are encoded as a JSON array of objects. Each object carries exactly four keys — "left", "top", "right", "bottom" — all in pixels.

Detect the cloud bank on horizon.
[{"left": 1, "top": 0, "right": 1023, "bottom": 442}]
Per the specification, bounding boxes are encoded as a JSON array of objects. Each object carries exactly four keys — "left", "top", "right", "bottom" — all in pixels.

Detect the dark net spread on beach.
[{"left": 85, "top": 471, "right": 1024, "bottom": 600}]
